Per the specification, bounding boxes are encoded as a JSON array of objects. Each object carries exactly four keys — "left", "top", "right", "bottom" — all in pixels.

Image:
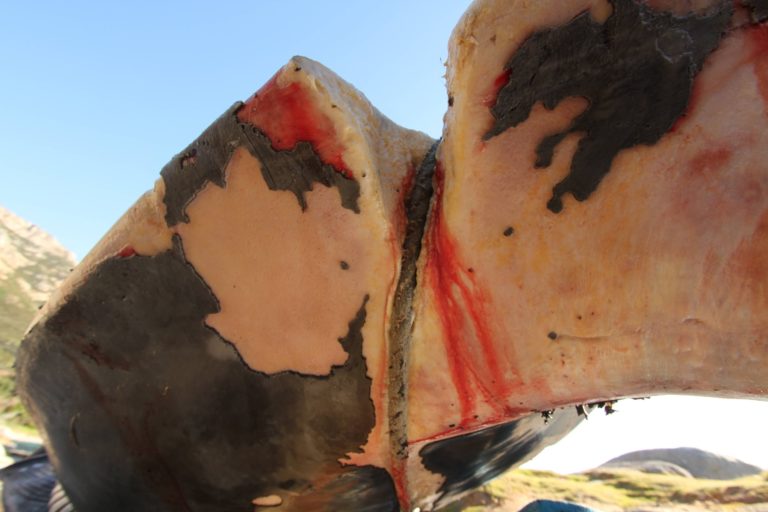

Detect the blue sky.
[
  {"left": 2, "top": 1, "right": 767, "bottom": 472},
  {"left": 0, "top": 1, "right": 467, "bottom": 258}
]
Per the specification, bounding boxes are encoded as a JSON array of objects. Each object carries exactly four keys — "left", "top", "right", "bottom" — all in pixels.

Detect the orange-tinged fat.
[
  {"left": 409, "top": 0, "right": 768, "bottom": 451},
  {"left": 176, "top": 147, "right": 378, "bottom": 376}
]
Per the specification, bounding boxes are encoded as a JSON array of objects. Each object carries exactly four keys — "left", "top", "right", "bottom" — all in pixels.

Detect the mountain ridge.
[
  {"left": 598, "top": 447, "right": 764, "bottom": 481},
  {"left": 0, "top": 205, "right": 75, "bottom": 426}
]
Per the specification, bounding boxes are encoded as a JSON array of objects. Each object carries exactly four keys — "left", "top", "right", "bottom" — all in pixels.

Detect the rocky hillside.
[
  {"left": 599, "top": 448, "right": 763, "bottom": 481},
  {"left": 0, "top": 205, "right": 75, "bottom": 426},
  {"left": 445, "top": 449, "right": 767, "bottom": 511}
]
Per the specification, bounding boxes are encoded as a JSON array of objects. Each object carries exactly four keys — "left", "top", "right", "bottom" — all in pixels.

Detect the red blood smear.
[
  {"left": 117, "top": 246, "right": 136, "bottom": 258},
  {"left": 424, "top": 163, "right": 509, "bottom": 427},
  {"left": 687, "top": 146, "right": 733, "bottom": 178},
  {"left": 389, "top": 462, "right": 410, "bottom": 512},
  {"left": 237, "top": 72, "right": 353, "bottom": 179},
  {"left": 752, "top": 24, "right": 768, "bottom": 111},
  {"left": 482, "top": 69, "right": 512, "bottom": 107}
]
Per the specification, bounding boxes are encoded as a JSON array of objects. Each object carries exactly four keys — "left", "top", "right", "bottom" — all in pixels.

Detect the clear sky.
[
  {"left": 523, "top": 396, "right": 768, "bottom": 473},
  {"left": 0, "top": 0, "right": 467, "bottom": 259},
  {"left": 1, "top": 1, "right": 766, "bottom": 474}
]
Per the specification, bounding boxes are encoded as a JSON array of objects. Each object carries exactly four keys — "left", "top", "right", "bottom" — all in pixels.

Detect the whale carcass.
[{"left": 14, "top": 0, "right": 768, "bottom": 510}]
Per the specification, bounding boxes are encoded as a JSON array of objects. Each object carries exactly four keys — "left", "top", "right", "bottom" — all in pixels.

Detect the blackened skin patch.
[
  {"left": 240, "top": 123, "right": 361, "bottom": 214},
  {"left": 743, "top": 0, "right": 768, "bottom": 22},
  {"left": 160, "top": 104, "right": 242, "bottom": 226},
  {"left": 15, "top": 237, "right": 389, "bottom": 512},
  {"left": 484, "top": 0, "right": 732, "bottom": 213},
  {"left": 419, "top": 410, "right": 582, "bottom": 507},
  {"left": 161, "top": 102, "right": 360, "bottom": 226},
  {"left": 329, "top": 468, "right": 399, "bottom": 512}
]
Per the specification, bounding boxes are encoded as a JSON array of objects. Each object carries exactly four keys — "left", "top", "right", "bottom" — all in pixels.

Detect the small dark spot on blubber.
[
  {"left": 547, "top": 197, "right": 564, "bottom": 214},
  {"left": 503, "top": 227, "right": 514, "bottom": 237},
  {"left": 547, "top": 331, "right": 558, "bottom": 340},
  {"left": 340, "top": 261, "right": 350, "bottom": 270}
]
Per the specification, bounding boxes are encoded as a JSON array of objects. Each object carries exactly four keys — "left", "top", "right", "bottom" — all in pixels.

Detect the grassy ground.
[
  {"left": 443, "top": 469, "right": 768, "bottom": 511},
  {"left": 0, "top": 274, "right": 38, "bottom": 430}
]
